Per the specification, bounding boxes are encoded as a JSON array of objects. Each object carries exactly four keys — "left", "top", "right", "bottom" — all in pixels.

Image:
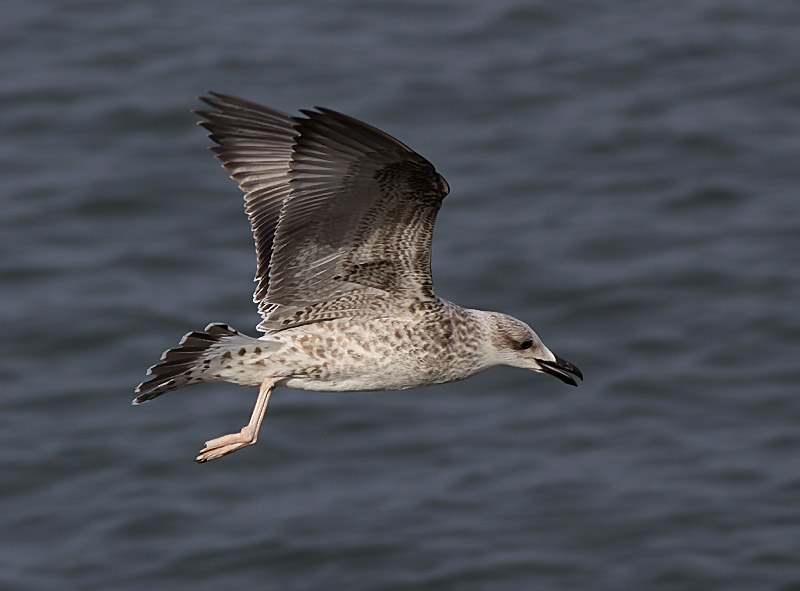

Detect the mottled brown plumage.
[
  {"left": 135, "top": 93, "right": 581, "bottom": 462},
  {"left": 195, "top": 93, "right": 448, "bottom": 331}
]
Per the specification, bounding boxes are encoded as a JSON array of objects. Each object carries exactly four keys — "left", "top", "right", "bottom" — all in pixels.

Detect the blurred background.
[{"left": 2, "top": 1, "right": 799, "bottom": 589}]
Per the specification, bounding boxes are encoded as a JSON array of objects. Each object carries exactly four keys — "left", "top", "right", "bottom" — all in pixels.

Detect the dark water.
[{"left": 3, "top": 1, "right": 800, "bottom": 589}]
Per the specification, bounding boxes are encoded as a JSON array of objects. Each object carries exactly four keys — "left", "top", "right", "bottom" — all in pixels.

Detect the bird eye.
[{"left": 520, "top": 340, "right": 533, "bottom": 350}]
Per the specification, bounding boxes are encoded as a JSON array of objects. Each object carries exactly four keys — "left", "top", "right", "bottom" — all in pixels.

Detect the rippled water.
[{"left": 3, "top": 1, "right": 800, "bottom": 589}]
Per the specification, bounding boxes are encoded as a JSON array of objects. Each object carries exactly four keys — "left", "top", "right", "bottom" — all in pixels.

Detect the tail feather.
[{"left": 133, "top": 323, "right": 252, "bottom": 404}]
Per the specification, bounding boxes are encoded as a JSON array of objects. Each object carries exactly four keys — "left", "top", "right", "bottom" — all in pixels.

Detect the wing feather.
[{"left": 195, "top": 93, "right": 450, "bottom": 332}]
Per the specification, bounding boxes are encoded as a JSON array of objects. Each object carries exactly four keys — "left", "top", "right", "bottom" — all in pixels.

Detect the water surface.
[{"left": 2, "top": 1, "right": 800, "bottom": 589}]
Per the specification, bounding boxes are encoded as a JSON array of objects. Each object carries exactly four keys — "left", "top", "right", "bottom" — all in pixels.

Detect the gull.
[{"left": 134, "top": 92, "right": 582, "bottom": 462}]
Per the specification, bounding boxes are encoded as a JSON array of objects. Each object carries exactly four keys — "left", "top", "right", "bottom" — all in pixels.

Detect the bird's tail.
[{"left": 133, "top": 323, "right": 266, "bottom": 404}]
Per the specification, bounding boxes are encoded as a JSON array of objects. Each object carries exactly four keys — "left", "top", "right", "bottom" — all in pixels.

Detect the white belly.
[
  {"left": 280, "top": 370, "right": 445, "bottom": 393},
  {"left": 267, "top": 315, "right": 487, "bottom": 393}
]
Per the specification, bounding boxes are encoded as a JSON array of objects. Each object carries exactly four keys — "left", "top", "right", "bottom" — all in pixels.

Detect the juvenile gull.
[{"left": 134, "top": 92, "right": 583, "bottom": 462}]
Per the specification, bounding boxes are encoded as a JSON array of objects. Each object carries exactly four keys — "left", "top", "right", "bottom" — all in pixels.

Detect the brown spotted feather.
[
  {"left": 134, "top": 93, "right": 582, "bottom": 463},
  {"left": 194, "top": 93, "right": 449, "bottom": 332}
]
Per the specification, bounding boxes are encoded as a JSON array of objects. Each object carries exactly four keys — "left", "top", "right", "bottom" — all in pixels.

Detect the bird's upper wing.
[{"left": 195, "top": 92, "right": 450, "bottom": 331}]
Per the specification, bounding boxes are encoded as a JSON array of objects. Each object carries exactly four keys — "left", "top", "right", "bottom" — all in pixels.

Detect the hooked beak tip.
[{"left": 537, "top": 354, "right": 583, "bottom": 387}]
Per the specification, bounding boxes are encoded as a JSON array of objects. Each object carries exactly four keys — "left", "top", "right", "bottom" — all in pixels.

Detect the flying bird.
[{"left": 134, "top": 92, "right": 582, "bottom": 462}]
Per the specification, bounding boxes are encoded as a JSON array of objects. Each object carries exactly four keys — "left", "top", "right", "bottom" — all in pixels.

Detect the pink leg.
[{"left": 196, "top": 377, "right": 276, "bottom": 463}]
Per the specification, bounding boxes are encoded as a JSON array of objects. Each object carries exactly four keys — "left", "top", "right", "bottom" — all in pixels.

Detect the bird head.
[{"left": 487, "top": 312, "right": 583, "bottom": 386}]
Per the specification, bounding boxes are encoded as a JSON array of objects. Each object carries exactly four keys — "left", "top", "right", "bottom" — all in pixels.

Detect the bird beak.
[{"left": 537, "top": 355, "right": 583, "bottom": 387}]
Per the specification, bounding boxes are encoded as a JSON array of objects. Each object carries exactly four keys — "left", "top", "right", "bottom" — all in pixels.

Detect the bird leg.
[{"left": 196, "top": 377, "right": 277, "bottom": 463}]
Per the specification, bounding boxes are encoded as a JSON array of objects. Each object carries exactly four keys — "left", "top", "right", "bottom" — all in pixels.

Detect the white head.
[{"left": 486, "top": 312, "right": 583, "bottom": 386}]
